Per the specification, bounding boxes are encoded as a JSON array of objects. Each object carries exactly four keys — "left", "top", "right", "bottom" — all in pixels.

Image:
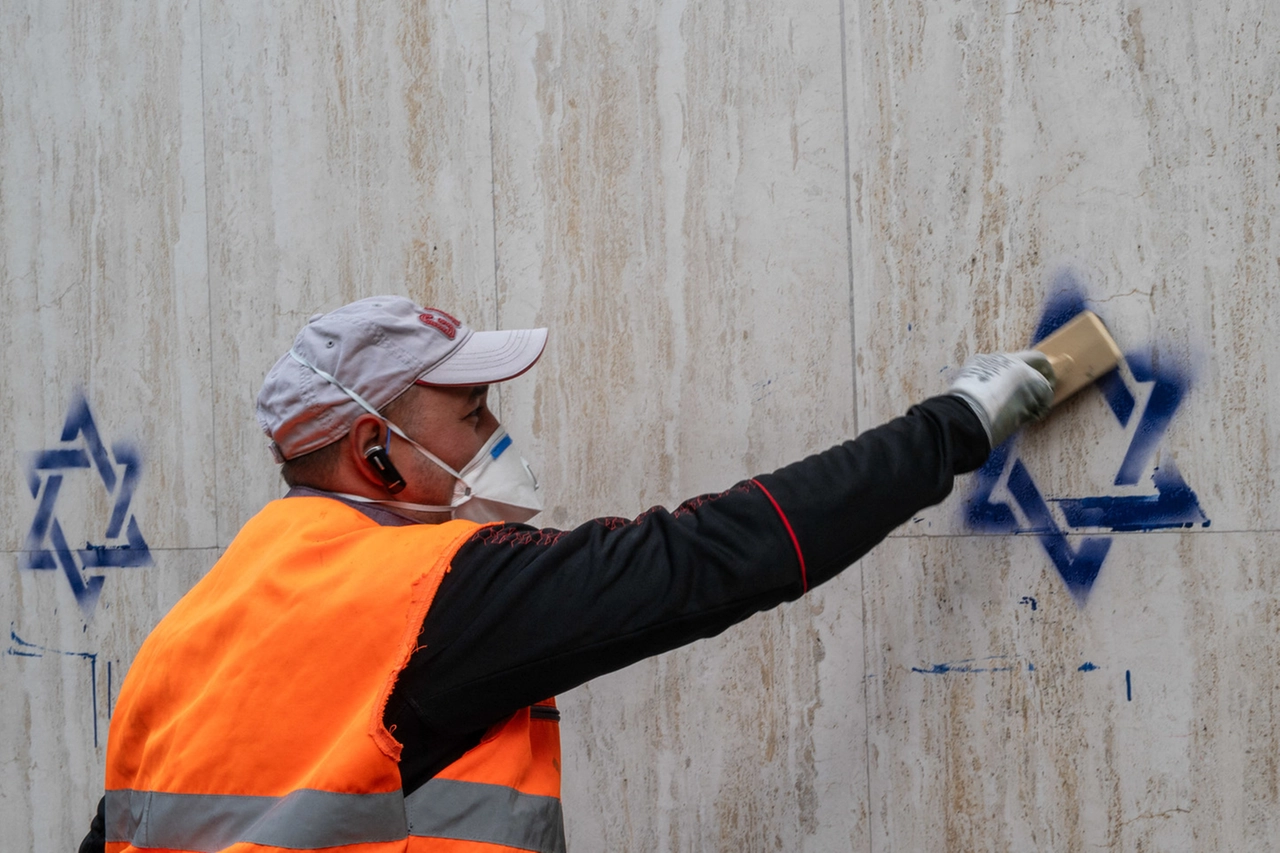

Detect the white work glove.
[{"left": 948, "top": 351, "right": 1056, "bottom": 449}]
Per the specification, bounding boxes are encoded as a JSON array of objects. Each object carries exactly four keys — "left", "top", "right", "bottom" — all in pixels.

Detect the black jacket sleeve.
[
  {"left": 78, "top": 796, "right": 105, "bottom": 853},
  {"left": 385, "top": 395, "right": 988, "bottom": 790}
]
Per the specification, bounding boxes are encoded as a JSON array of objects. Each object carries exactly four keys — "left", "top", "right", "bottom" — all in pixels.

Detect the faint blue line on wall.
[{"left": 7, "top": 626, "right": 100, "bottom": 747}]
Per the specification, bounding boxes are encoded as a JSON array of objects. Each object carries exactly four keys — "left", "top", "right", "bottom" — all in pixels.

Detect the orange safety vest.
[{"left": 104, "top": 497, "right": 564, "bottom": 853}]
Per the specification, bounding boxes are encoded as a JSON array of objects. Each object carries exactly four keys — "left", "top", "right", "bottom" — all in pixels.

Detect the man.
[{"left": 83, "top": 295, "right": 1053, "bottom": 852}]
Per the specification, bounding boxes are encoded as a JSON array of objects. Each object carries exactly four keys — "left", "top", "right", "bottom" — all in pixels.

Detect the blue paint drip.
[
  {"left": 90, "top": 656, "right": 97, "bottom": 746},
  {"left": 1126, "top": 670, "right": 1132, "bottom": 701},
  {"left": 8, "top": 626, "right": 100, "bottom": 747},
  {"left": 1078, "top": 662, "right": 1099, "bottom": 672}
]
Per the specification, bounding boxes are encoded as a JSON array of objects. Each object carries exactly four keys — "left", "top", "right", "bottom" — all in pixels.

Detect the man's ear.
[{"left": 348, "top": 414, "right": 393, "bottom": 489}]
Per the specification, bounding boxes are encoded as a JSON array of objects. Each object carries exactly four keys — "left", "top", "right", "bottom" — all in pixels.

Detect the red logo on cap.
[{"left": 419, "top": 309, "right": 460, "bottom": 340}]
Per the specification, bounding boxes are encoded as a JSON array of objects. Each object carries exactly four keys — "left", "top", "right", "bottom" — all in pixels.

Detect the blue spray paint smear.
[
  {"left": 7, "top": 626, "right": 99, "bottom": 747},
  {"left": 912, "top": 655, "right": 1021, "bottom": 674},
  {"left": 1078, "top": 662, "right": 1099, "bottom": 672},
  {"left": 965, "top": 273, "right": 1209, "bottom": 603},
  {"left": 1055, "top": 458, "right": 1208, "bottom": 531},
  {"left": 80, "top": 517, "right": 152, "bottom": 569}
]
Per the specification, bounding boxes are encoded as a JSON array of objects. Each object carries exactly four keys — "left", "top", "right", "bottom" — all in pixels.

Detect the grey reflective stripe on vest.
[
  {"left": 104, "top": 788, "right": 406, "bottom": 851},
  {"left": 405, "top": 778, "right": 566, "bottom": 853},
  {"left": 105, "top": 781, "right": 565, "bottom": 852}
]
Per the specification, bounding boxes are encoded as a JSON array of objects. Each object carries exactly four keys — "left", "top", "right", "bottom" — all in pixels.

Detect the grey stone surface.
[{"left": 2, "top": 1, "right": 1275, "bottom": 850}]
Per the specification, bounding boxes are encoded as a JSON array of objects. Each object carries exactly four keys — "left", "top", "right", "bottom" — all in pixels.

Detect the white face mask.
[
  {"left": 374, "top": 423, "right": 543, "bottom": 523},
  {"left": 288, "top": 350, "right": 544, "bottom": 524},
  {"left": 447, "top": 427, "right": 543, "bottom": 523}
]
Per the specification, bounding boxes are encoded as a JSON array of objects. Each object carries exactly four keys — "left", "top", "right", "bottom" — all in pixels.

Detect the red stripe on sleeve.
[{"left": 750, "top": 478, "right": 808, "bottom": 593}]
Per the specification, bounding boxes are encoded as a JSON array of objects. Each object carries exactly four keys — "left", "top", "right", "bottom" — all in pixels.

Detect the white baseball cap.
[{"left": 256, "top": 296, "right": 547, "bottom": 461}]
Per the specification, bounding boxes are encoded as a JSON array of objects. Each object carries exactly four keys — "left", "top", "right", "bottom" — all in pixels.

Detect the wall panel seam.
[
  {"left": 196, "top": 0, "right": 220, "bottom": 547},
  {"left": 483, "top": 0, "right": 503, "bottom": 424},
  {"left": 837, "top": 1, "right": 875, "bottom": 850}
]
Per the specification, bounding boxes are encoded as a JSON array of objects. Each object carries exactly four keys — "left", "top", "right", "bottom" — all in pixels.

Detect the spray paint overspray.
[{"left": 965, "top": 275, "right": 1209, "bottom": 603}]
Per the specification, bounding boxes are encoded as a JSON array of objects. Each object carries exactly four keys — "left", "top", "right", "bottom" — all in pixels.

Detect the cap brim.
[{"left": 418, "top": 328, "right": 548, "bottom": 386}]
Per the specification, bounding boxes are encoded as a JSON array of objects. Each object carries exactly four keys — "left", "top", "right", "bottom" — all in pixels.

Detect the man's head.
[{"left": 256, "top": 297, "right": 546, "bottom": 514}]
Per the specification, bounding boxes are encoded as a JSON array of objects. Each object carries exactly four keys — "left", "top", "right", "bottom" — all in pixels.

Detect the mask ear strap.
[
  {"left": 288, "top": 349, "right": 466, "bottom": 480},
  {"left": 326, "top": 490, "right": 456, "bottom": 515}
]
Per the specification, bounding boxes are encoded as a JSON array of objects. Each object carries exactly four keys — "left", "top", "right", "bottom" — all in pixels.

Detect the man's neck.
[{"left": 284, "top": 485, "right": 426, "bottom": 527}]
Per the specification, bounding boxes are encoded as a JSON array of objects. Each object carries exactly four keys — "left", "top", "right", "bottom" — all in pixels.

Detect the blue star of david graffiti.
[
  {"left": 21, "top": 391, "right": 151, "bottom": 617},
  {"left": 966, "top": 289, "right": 1209, "bottom": 603}
]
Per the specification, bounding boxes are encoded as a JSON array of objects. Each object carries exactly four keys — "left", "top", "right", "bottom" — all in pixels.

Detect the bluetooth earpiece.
[{"left": 364, "top": 444, "right": 406, "bottom": 494}]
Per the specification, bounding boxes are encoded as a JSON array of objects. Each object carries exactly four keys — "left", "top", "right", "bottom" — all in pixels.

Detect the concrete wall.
[{"left": 2, "top": 1, "right": 1276, "bottom": 850}]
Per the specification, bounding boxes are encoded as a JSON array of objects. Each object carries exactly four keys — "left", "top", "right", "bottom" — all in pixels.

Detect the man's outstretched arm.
[{"left": 387, "top": 395, "right": 993, "bottom": 790}]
